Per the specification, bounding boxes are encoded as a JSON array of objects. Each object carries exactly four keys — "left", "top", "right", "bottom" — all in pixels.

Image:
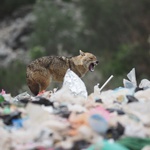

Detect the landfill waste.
[
  {"left": 88, "top": 140, "right": 129, "bottom": 150},
  {"left": 0, "top": 68, "right": 150, "bottom": 150},
  {"left": 117, "top": 137, "right": 150, "bottom": 150}
]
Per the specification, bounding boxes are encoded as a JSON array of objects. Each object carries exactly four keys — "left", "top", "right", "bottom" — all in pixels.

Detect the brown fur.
[{"left": 26, "top": 50, "right": 98, "bottom": 95}]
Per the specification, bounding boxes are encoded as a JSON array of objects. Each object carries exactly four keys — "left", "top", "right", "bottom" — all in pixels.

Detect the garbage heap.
[{"left": 0, "top": 68, "right": 150, "bottom": 150}]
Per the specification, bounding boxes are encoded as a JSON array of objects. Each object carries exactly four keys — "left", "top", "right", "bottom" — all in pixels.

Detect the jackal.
[{"left": 26, "top": 50, "right": 99, "bottom": 95}]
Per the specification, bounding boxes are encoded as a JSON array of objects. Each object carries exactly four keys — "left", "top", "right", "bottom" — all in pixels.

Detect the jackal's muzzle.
[{"left": 89, "top": 60, "right": 99, "bottom": 72}]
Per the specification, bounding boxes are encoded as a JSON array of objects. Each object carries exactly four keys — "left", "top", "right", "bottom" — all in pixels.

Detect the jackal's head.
[{"left": 79, "top": 50, "right": 99, "bottom": 72}]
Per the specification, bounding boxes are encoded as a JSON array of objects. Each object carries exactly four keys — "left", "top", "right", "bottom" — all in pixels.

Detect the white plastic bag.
[{"left": 63, "top": 69, "right": 88, "bottom": 98}]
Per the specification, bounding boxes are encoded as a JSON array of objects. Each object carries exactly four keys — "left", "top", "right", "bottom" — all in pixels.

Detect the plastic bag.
[
  {"left": 62, "top": 69, "right": 88, "bottom": 98},
  {"left": 123, "top": 68, "right": 137, "bottom": 88}
]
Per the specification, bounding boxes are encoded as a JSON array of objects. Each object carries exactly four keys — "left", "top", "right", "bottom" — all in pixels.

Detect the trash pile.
[{"left": 0, "top": 68, "right": 150, "bottom": 150}]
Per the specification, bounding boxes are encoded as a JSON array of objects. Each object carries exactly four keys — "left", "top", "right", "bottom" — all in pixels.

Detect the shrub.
[
  {"left": 0, "top": 60, "right": 26, "bottom": 96},
  {"left": 29, "top": 46, "right": 46, "bottom": 60}
]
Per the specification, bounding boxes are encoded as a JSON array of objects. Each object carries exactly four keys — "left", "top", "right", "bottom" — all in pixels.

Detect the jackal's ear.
[{"left": 79, "top": 50, "right": 85, "bottom": 56}]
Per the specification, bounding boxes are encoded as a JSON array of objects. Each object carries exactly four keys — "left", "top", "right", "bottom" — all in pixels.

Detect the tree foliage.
[
  {"left": 29, "top": 0, "right": 82, "bottom": 55},
  {"left": 0, "top": 61, "right": 26, "bottom": 96}
]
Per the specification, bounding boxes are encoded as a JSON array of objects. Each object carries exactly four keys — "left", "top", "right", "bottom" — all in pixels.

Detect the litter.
[
  {"left": 0, "top": 68, "right": 150, "bottom": 150},
  {"left": 62, "top": 69, "right": 88, "bottom": 98},
  {"left": 117, "top": 137, "right": 150, "bottom": 150},
  {"left": 99, "top": 75, "right": 114, "bottom": 92}
]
